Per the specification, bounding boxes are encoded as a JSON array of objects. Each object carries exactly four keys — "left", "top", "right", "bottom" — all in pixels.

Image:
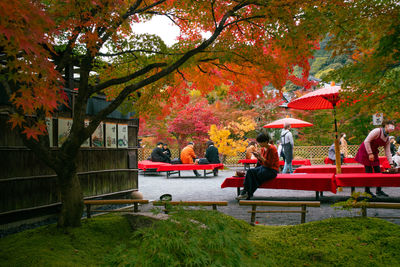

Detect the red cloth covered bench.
[
  {"left": 221, "top": 173, "right": 336, "bottom": 199},
  {"left": 238, "top": 159, "right": 312, "bottom": 170},
  {"left": 293, "top": 164, "right": 386, "bottom": 174},
  {"left": 335, "top": 173, "right": 400, "bottom": 187},
  {"left": 156, "top": 163, "right": 224, "bottom": 178},
  {"left": 138, "top": 160, "right": 170, "bottom": 171},
  {"left": 324, "top": 157, "right": 390, "bottom": 167}
]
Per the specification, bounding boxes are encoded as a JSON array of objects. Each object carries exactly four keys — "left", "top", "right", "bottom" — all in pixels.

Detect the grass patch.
[{"left": 1, "top": 210, "right": 400, "bottom": 266}]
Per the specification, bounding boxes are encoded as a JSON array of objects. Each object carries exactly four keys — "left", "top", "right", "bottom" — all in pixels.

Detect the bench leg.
[
  {"left": 212, "top": 204, "right": 217, "bottom": 210},
  {"left": 237, "top": 187, "right": 241, "bottom": 196},
  {"left": 86, "top": 204, "right": 91, "bottom": 219},
  {"left": 251, "top": 205, "right": 257, "bottom": 225},
  {"left": 301, "top": 205, "right": 306, "bottom": 224},
  {"left": 134, "top": 203, "right": 139, "bottom": 212},
  {"left": 315, "top": 191, "right": 319, "bottom": 200}
]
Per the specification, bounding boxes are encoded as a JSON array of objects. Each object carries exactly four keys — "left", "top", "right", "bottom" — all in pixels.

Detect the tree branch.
[
  {"left": 88, "top": 1, "right": 256, "bottom": 127},
  {"left": 91, "top": 62, "right": 167, "bottom": 93}
]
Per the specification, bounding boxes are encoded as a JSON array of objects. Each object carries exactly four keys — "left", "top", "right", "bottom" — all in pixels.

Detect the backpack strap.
[{"left": 281, "top": 132, "right": 288, "bottom": 144}]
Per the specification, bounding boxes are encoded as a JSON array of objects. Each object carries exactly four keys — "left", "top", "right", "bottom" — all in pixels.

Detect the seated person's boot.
[
  {"left": 365, "top": 187, "right": 376, "bottom": 198},
  {"left": 376, "top": 187, "right": 389, "bottom": 197}
]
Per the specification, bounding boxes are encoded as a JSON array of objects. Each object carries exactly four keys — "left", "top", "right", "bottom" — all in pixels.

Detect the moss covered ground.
[{"left": 1, "top": 210, "right": 400, "bottom": 266}]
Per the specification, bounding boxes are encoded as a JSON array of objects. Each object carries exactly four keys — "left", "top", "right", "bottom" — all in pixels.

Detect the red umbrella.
[
  {"left": 263, "top": 117, "right": 313, "bottom": 128},
  {"left": 288, "top": 84, "right": 343, "bottom": 173}
]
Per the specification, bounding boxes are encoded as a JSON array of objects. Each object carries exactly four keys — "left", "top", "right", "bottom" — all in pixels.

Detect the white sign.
[
  {"left": 117, "top": 124, "right": 128, "bottom": 148},
  {"left": 92, "top": 122, "right": 104, "bottom": 147},
  {"left": 81, "top": 120, "right": 90, "bottom": 147},
  {"left": 58, "top": 118, "right": 72, "bottom": 147},
  {"left": 105, "top": 123, "right": 117, "bottom": 148},
  {"left": 45, "top": 117, "right": 53, "bottom": 147},
  {"left": 373, "top": 113, "right": 383, "bottom": 125}
]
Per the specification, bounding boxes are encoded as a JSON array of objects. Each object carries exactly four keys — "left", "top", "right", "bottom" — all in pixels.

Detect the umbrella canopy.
[
  {"left": 287, "top": 85, "right": 341, "bottom": 110},
  {"left": 263, "top": 118, "right": 313, "bottom": 128},
  {"left": 287, "top": 84, "right": 343, "bottom": 174}
]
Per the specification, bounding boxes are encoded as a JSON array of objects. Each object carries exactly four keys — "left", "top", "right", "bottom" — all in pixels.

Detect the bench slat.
[
  {"left": 247, "top": 210, "right": 306, "bottom": 214},
  {"left": 84, "top": 199, "right": 149, "bottom": 205},
  {"left": 239, "top": 200, "right": 320, "bottom": 207},
  {"left": 153, "top": 201, "right": 228, "bottom": 206}
]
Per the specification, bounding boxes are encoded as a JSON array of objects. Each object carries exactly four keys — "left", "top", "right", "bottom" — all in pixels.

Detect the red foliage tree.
[
  {"left": 1, "top": 0, "right": 355, "bottom": 227},
  {"left": 168, "top": 100, "right": 219, "bottom": 154}
]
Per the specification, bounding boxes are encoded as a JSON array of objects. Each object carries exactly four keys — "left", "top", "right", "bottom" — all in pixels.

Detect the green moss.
[
  {"left": 1, "top": 212, "right": 400, "bottom": 267},
  {"left": 0, "top": 214, "right": 132, "bottom": 266},
  {"left": 250, "top": 217, "right": 400, "bottom": 266}
]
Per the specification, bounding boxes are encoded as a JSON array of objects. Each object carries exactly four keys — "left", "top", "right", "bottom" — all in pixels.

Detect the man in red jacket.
[{"left": 236, "top": 132, "right": 279, "bottom": 200}]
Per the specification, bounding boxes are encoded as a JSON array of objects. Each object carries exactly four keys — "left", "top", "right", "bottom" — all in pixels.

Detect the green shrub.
[{"left": 104, "top": 209, "right": 253, "bottom": 267}]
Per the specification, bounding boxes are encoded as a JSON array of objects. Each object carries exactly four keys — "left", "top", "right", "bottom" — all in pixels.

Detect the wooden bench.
[
  {"left": 221, "top": 173, "right": 337, "bottom": 200},
  {"left": 152, "top": 200, "right": 228, "bottom": 213},
  {"left": 239, "top": 200, "right": 320, "bottom": 225},
  {"left": 84, "top": 199, "right": 149, "bottom": 218},
  {"left": 156, "top": 163, "right": 224, "bottom": 178}
]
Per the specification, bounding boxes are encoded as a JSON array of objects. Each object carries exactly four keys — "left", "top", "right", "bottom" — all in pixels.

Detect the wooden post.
[
  {"left": 164, "top": 203, "right": 168, "bottom": 214},
  {"left": 86, "top": 204, "right": 91, "bottom": 218},
  {"left": 301, "top": 205, "right": 306, "bottom": 223},
  {"left": 361, "top": 206, "right": 367, "bottom": 217},
  {"left": 251, "top": 204, "right": 257, "bottom": 225}
]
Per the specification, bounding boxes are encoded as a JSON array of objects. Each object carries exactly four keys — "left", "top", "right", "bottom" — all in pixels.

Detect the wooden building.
[{"left": 0, "top": 89, "right": 139, "bottom": 228}]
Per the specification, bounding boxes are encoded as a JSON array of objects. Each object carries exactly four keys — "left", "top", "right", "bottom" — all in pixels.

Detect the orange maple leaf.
[
  {"left": 22, "top": 127, "right": 43, "bottom": 141},
  {"left": 8, "top": 114, "right": 25, "bottom": 129}
]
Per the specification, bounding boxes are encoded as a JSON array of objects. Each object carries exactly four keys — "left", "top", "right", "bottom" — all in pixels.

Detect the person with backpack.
[{"left": 281, "top": 122, "right": 294, "bottom": 173}]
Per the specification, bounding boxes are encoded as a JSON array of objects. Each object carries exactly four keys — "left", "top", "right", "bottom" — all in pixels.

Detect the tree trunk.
[{"left": 57, "top": 170, "right": 84, "bottom": 227}]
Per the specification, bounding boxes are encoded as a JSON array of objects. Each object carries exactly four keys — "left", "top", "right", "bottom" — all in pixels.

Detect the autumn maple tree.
[
  {"left": 3, "top": 0, "right": 389, "bottom": 228},
  {"left": 168, "top": 100, "right": 219, "bottom": 153}
]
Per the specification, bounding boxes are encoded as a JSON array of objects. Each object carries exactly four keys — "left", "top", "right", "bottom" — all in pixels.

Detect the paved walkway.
[{"left": 138, "top": 167, "right": 400, "bottom": 226}]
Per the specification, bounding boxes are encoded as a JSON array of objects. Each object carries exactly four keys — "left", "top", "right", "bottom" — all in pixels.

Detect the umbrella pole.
[{"left": 333, "top": 105, "right": 342, "bottom": 174}]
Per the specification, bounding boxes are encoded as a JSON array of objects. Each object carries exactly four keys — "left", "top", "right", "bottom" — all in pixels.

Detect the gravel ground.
[{"left": 138, "top": 167, "right": 400, "bottom": 226}]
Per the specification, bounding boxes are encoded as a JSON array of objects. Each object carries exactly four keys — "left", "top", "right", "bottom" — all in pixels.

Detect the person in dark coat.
[
  {"left": 162, "top": 143, "right": 172, "bottom": 160},
  {"left": 205, "top": 140, "right": 220, "bottom": 175},
  {"left": 151, "top": 142, "right": 170, "bottom": 163}
]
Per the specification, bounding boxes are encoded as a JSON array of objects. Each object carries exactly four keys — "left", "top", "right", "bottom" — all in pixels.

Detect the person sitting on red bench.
[
  {"left": 181, "top": 142, "right": 201, "bottom": 177},
  {"left": 236, "top": 132, "right": 279, "bottom": 200},
  {"left": 151, "top": 142, "right": 171, "bottom": 163}
]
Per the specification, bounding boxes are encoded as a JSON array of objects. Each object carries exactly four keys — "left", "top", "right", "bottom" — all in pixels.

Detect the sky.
[{"left": 132, "top": 16, "right": 180, "bottom": 46}]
